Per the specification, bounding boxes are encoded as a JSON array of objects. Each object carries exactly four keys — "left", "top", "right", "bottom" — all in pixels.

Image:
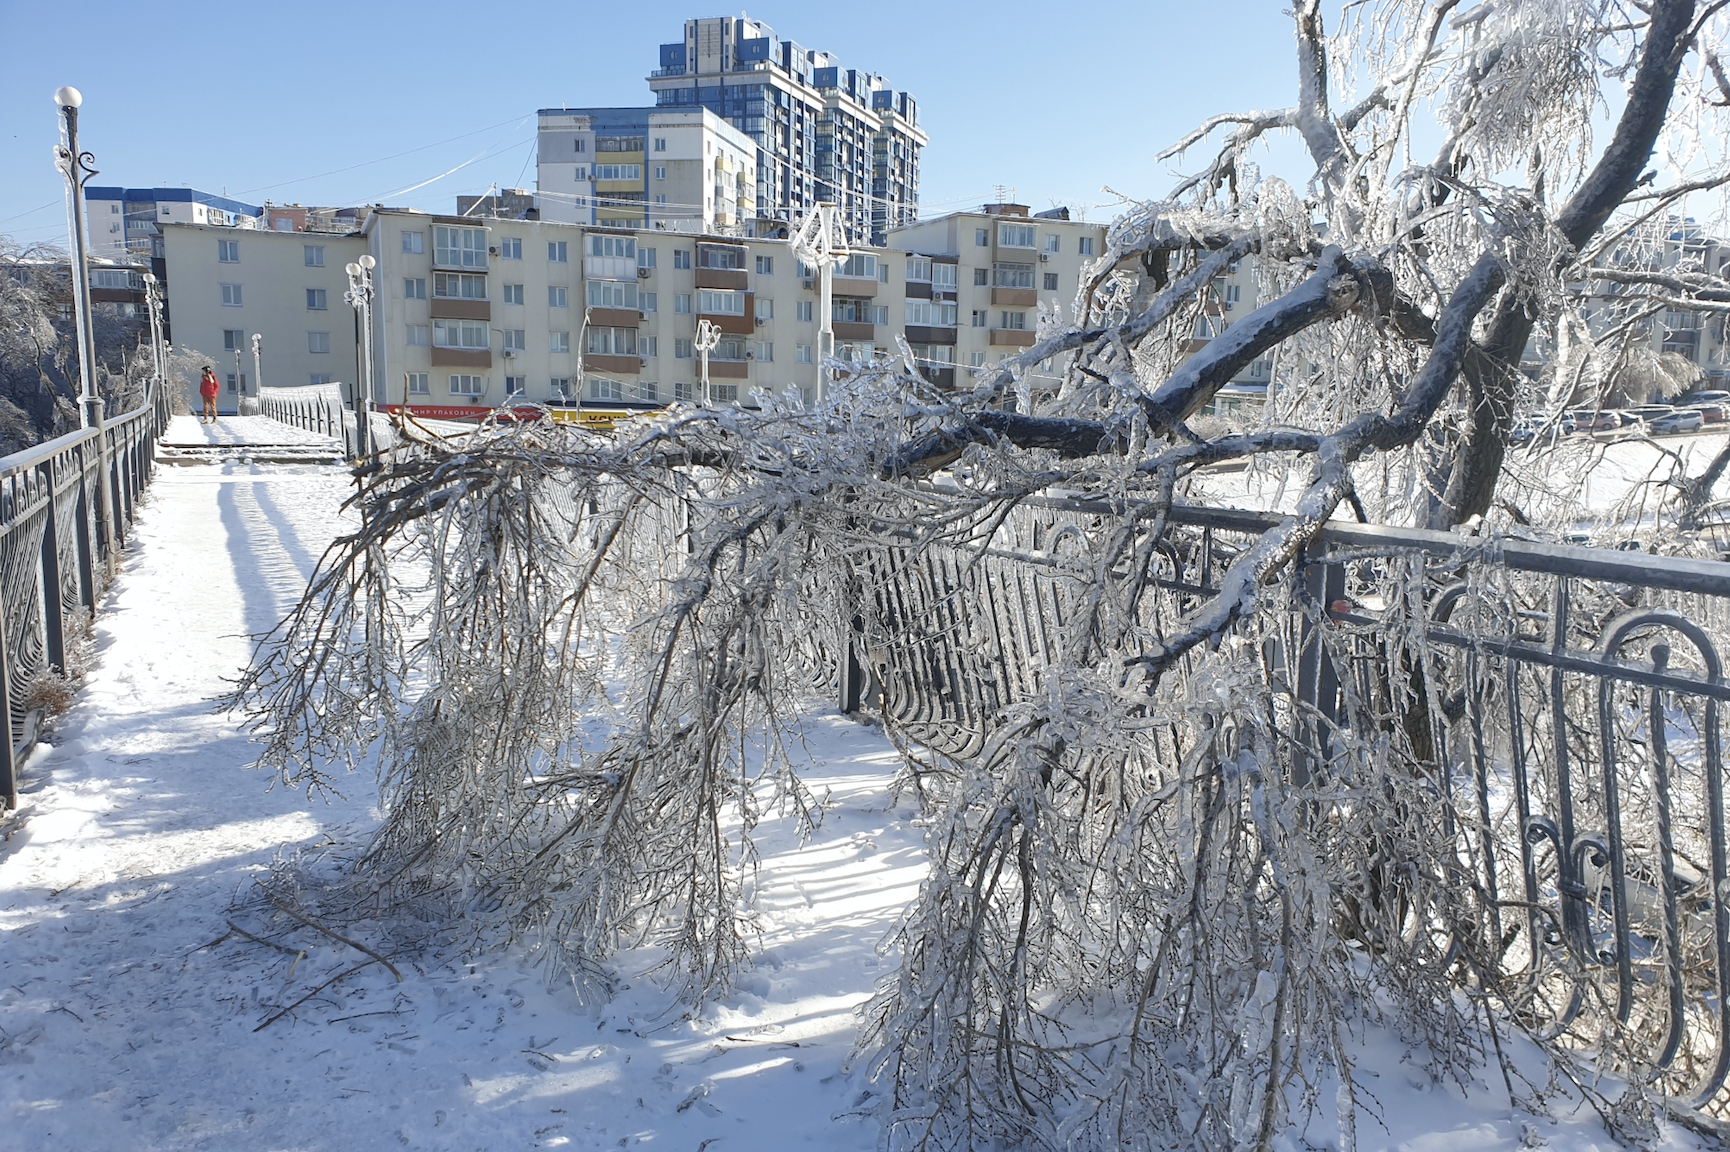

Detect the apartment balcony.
[
  {"left": 991, "top": 287, "right": 1036, "bottom": 307},
  {"left": 833, "top": 275, "right": 878, "bottom": 298},
  {"left": 432, "top": 348, "right": 492, "bottom": 368},
  {"left": 990, "top": 329, "right": 1036, "bottom": 347},
  {"left": 706, "top": 359, "right": 749, "bottom": 379},
  {"left": 584, "top": 353, "right": 641, "bottom": 375},
  {"left": 430, "top": 299, "right": 490, "bottom": 320},
  {"left": 587, "top": 307, "right": 640, "bottom": 329},
  {"left": 920, "top": 366, "right": 956, "bottom": 389},
  {"left": 649, "top": 67, "right": 686, "bottom": 78},
  {"left": 695, "top": 267, "right": 748, "bottom": 290},
  {"left": 698, "top": 310, "right": 754, "bottom": 335},
  {"left": 585, "top": 255, "right": 636, "bottom": 281},
  {"left": 905, "top": 281, "right": 932, "bottom": 300},
  {"left": 833, "top": 321, "right": 875, "bottom": 341},
  {"left": 903, "top": 324, "right": 957, "bottom": 346}
]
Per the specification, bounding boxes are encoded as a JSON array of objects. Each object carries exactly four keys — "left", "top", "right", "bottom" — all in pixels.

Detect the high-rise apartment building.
[
  {"left": 536, "top": 107, "right": 757, "bottom": 233},
  {"left": 645, "top": 16, "right": 925, "bottom": 245},
  {"left": 85, "top": 187, "right": 263, "bottom": 259}
]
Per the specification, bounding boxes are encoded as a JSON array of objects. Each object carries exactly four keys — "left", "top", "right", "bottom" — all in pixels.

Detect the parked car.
[
  {"left": 1624, "top": 405, "right": 1675, "bottom": 424},
  {"left": 1696, "top": 403, "right": 1727, "bottom": 424},
  {"left": 1651, "top": 408, "right": 1706, "bottom": 434},
  {"left": 1676, "top": 390, "right": 1730, "bottom": 407},
  {"left": 1509, "top": 418, "right": 1552, "bottom": 444},
  {"left": 1566, "top": 410, "right": 1621, "bottom": 432}
]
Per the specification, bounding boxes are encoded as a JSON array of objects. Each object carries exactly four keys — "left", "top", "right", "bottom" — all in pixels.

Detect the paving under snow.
[{"left": 0, "top": 429, "right": 1711, "bottom": 1151}]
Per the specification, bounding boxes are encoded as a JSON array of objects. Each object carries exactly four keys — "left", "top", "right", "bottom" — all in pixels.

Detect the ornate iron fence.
[
  {"left": 841, "top": 496, "right": 1730, "bottom": 1116},
  {"left": 0, "top": 382, "right": 170, "bottom": 809},
  {"left": 257, "top": 383, "right": 352, "bottom": 455}
]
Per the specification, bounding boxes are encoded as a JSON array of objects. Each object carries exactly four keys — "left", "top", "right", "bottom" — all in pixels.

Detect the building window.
[
  {"left": 226, "top": 373, "right": 242, "bottom": 393},
  {"left": 218, "top": 239, "right": 239, "bottom": 263},
  {"left": 550, "top": 331, "right": 570, "bottom": 353},
  {"left": 502, "top": 329, "right": 526, "bottom": 351},
  {"left": 590, "top": 377, "right": 623, "bottom": 401},
  {"left": 796, "top": 300, "right": 813, "bottom": 322},
  {"left": 548, "top": 241, "right": 568, "bottom": 263},
  {"left": 434, "top": 225, "right": 488, "bottom": 268},
  {"left": 450, "top": 374, "right": 484, "bottom": 396},
  {"left": 975, "top": 228, "right": 989, "bottom": 247},
  {"left": 755, "top": 255, "right": 774, "bottom": 275},
  {"left": 974, "top": 267, "right": 988, "bottom": 286},
  {"left": 575, "top": 166, "right": 588, "bottom": 181},
  {"left": 304, "top": 244, "right": 325, "bottom": 267},
  {"left": 404, "top": 277, "right": 427, "bottom": 300},
  {"left": 1044, "top": 235, "right": 1060, "bottom": 253},
  {"left": 971, "top": 310, "right": 987, "bottom": 328},
  {"left": 310, "top": 373, "right": 335, "bottom": 386},
  {"left": 654, "top": 194, "right": 666, "bottom": 205},
  {"left": 639, "top": 247, "right": 657, "bottom": 269},
  {"left": 654, "top": 166, "right": 667, "bottom": 181},
  {"left": 993, "top": 263, "right": 1035, "bottom": 289},
  {"left": 597, "top": 135, "right": 644, "bottom": 152},
  {"left": 998, "top": 223, "right": 1036, "bottom": 248},
  {"left": 839, "top": 253, "right": 876, "bottom": 278},
  {"left": 503, "top": 375, "right": 526, "bottom": 394},
  {"left": 221, "top": 283, "right": 243, "bottom": 307},
  {"left": 674, "top": 293, "right": 691, "bottom": 314},
  {"left": 640, "top": 336, "right": 658, "bottom": 357},
  {"left": 406, "top": 372, "right": 429, "bottom": 394},
  {"left": 754, "top": 298, "right": 773, "bottom": 321},
  {"left": 699, "top": 290, "right": 744, "bottom": 315},
  {"left": 587, "top": 281, "right": 637, "bottom": 309},
  {"left": 673, "top": 249, "right": 691, "bottom": 269},
  {"left": 433, "top": 319, "right": 489, "bottom": 349},
  {"left": 550, "top": 377, "right": 572, "bottom": 398},
  {"left": 434, "top": 272, "right": 487, "bottom": 300},
  {"left": 574, "top": 139, "right": 586, "bottom": 153},
  {"left": 905, "top": 301, "right": 957, "bottom": 326},
  {"left": 402, "top": 231, "right": 424, "bottom": 254},
  {"left": 503, "top": 283, "right": 524, "bottom": 305},
  {"left": 219, "top": 329, "right": 243, "bottom": 352},
  {"left": 587, "top": 327, "right": 637, "bottom": 355},
  {"left": 549, "top": 285, "right": 568, "bottom": 307},
  {"left": 1043, "top": 273, "right": 1059, "bottom": 291},
  {"left": 754, "top": 340, "right": 772, "bottom": 362},
  {"left": 593, "top": 164, "right": 642, "bottom": 181},
  {"left": 641, "top": 292, "right": 657, "bottom": 312},
  {"left": 932, "top": 263, "right": 958, "bottom": 290},
  {"left": 307, "top": 288, "right": 328, "bottom": 310},
  {"left": 674, "top": 381, "right": 694, "bottom": 401},
  {"left": 654, "top": 137, "right": 666, "bottom": 151},
  {"left": 1078, "top": 237, "right": 1095, "bottom": 256},
  {"left": 674, "top": 339, "right": 692, "bottom": 359},
  {"left": 308, "top": 331, "right": 331, "bottom": 354},
  {"left": 795, "top": 343, "right": 812, "bottom": 364},
  {"left": 1224, "top": 283, "right": 1241, "bottom": 304},
  {"left": 999, "top": 311, "right": 1027, "bottom": 330},
  {"left": 499, "top": 237, "right": 521, "bottom": 260},
  {"left": 699, "top": 246, "right": 744, "bottom": 270},
  {"left": 590, "top": 235, "right": 636, "bottom": 259},
  {"left": 905, "top": 257, "right": 931, "bottom": 282},
  {"left": 969, "top": 351, "right": 986, "bottom": 366},
  {"left": 406, "top": 325, "right": 429, "bottom": 346}
]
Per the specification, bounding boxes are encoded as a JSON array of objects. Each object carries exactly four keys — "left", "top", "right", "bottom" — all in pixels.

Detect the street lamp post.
[
  {"left": 344, "top": 254, "right": 377, "bottom": 457},
  {"left": 251, "top": 333, "right": 262, "bottom": 399},
  {"left": 53, "top": 86, "right": 116, "bottom": 570},
  {"left": 791, "top": 202, "right": 849, "bottom": 402},
  {"left": 141, "top": 272, "right": 165, "bottom": 387},
  {"left": 694, "top": 318, "right": 720, "bottom": 405}
]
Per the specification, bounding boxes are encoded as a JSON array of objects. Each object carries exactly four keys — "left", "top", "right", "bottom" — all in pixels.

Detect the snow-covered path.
[{"left": 0, "top": 457, "right": 926, "bottom": 1151}]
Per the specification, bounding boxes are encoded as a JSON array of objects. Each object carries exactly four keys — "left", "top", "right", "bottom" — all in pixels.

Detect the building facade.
[
  {"left": 158, "top": 222, "right": 366, "bottom": 411},
  {"left": 646, "top": 16, "right": 924, "bottom": 245},
  {"left": 536, "top": 107, "right": 756, "bottom": 233},
  {"left": 85, "top": 187, "right": 264, "bottom": 260}
]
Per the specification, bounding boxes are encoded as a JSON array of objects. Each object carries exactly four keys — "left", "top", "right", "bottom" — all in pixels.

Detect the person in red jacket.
[{"left": 198, "top": 366, "right": 220, "bottom": 424}]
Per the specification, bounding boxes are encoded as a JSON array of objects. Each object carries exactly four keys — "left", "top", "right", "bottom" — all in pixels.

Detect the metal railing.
[
  {"left": 257, "top": 382, "right": 394, "bottom": 458},
  {"left": 0, "top": 382, "right": 170, "bottom": 808},
  {"left": 840, "top": 496, "right": 1730, "bottom": 1116}
]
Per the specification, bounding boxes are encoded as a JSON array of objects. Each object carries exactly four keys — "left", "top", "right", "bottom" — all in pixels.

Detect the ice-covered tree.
[{"left": 236, "top": 2, "right": 1730, "bottom": 1148}]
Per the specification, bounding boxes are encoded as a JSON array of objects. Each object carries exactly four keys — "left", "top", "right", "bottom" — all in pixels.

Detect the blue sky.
[{"left": 0, "top": 1, "right": 1309, "bottom": 246}]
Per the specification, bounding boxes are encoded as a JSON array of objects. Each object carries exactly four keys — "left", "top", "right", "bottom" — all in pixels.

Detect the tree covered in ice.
[{"left": 236, "top": 2, "right": 1730, "bottom": 1148}]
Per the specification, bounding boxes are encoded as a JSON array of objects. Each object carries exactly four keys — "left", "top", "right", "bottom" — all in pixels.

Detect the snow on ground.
[
  {"left": 0, "top": 443, "right": 1711, "bottom": 1151},
  {"left": 162, "top": 414, "right": 346, "bottom": 450}
]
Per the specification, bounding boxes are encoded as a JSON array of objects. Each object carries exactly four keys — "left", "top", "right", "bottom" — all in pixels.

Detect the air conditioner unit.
[
  {"left": 637, "top": 267, "right": 652, "bottom": 278},
  {"left": 1038, "top": 253, "right": 1050, "bottom": 263},
  {"left": 755, "top": 317, "right": 766, "bottom": 326},
  {"left": 503, "top": 349, "right": 516, "bottom": 359},
  {"left": 1224, "top": 302, "right": 1234, "bottom": 311},
  {"left": 488, "top": 246, "right": 500, "bottom": 256}
]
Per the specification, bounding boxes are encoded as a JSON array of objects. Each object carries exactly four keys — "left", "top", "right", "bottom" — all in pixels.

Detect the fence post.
[
  {"left": 38, "top": 464, "right": 64, "bottom": 675},
  {"left": 73, "top": 461, "right": 95, "bottom": 612}
]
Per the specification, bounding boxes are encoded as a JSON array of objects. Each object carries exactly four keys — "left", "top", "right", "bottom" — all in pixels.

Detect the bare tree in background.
[{"left": 235, "top": 2, "right": 1730, "bottom": 1148}]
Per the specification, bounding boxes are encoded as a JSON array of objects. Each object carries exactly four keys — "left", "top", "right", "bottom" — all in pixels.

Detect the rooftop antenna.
[{"left": 993, "top": 184, "right": 1009, "bottom": 204}]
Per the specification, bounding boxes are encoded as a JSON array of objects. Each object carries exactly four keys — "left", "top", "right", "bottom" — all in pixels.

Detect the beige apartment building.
[{"left": 158, "top": 222, "right": 366, "bottom": 411}]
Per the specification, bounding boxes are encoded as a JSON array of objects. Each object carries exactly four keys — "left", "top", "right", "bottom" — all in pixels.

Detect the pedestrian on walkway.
[{"left": 199, "top": 367, "right": 220, "bottom": 424}]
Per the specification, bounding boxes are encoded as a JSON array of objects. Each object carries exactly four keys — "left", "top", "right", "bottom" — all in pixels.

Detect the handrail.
[{"left": 0, "top": 379, "right": 170, "bottom": 809}]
